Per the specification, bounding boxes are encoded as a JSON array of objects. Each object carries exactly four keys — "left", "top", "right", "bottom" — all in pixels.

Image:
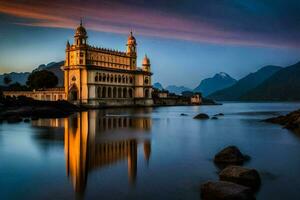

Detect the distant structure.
[{"left": 62, "top": 21, "right": 153, "bottom": 106}]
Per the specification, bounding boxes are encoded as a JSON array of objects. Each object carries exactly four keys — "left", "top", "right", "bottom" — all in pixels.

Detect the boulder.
[
  {"left": 219, "top": 166, "right": 261, "bottom": 189},
  {"left": 180, "top": 113, "right": 188, "bottom": 116},
  {"left": 214, "top": 146, "right": 247, "bottom": 165},
  {"left": 23, "top": 118, "right": 31, "bottom": 123},
  {"left": 194, "top": 113, "right": 209, "bottom": 119},
  {"left": 215, "top": 113, "right": 224, "bottom": 116},
  {"left": 212, "top": 116, "right": 218, "bottom": 120},
  {"left": 200, "top": 181, "right": 255, "bottom": 200}
]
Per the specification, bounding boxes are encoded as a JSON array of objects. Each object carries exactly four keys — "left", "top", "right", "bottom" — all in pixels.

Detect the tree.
[
  {"left": 26, "top": 70, "right": 58, "bottom": 89},
  {"left": 3, "top": 75, "right": 12, "bottom": 86}
]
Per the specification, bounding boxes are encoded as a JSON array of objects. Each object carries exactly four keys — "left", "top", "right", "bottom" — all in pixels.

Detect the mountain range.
[
  {"left": 208, "top": 65, "right": 282, "bottom": 101},
  {"left": 193, "top": 72, "right": 237, "bottom": 96},
  {"left": 240, "top": 62, "right": 300, "bottom": 101}
]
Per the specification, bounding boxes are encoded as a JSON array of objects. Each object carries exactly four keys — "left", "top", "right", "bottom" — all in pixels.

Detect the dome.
[
  {"left": 142, "top": 55, "right": 150, "bottom": 66},
  {"left": 75, "top": 21, "right": 87, "bottom": 37},
  {"left": 127, "top": 31, "right": 136, "bottom": 45}
]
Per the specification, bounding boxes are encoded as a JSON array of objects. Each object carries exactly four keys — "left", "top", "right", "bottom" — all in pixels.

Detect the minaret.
[
  {"left": 126, "top": 31, "right": 137, "bottom": 69},
  {"left": 142, "top": 54, "right": 151, "bottom": 72}
]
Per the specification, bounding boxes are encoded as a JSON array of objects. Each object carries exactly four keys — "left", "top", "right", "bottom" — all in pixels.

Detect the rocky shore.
[
  {"left": 264, "top": 109, "right": 300, "bottom": 132},
  {"left": 0, "top": 96, "right": 85, "bottom": 122}
]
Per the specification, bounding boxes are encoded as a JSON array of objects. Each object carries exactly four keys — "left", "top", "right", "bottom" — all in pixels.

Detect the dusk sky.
[{"left": 0, "top": 0, "right": 300, "bottom": 88}]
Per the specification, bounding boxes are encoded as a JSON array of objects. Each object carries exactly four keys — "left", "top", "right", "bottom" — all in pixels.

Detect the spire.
[
  {"left": 80, "top": 18, "right": 83, "bottom": 26},
  {"left": 66, "top": 40, "right": 70, "bottom": 48}
]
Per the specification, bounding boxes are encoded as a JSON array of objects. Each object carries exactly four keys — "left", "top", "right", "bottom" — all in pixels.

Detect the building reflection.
[{"left": 63, "top": 109, "right": 152, "bottom": 194}]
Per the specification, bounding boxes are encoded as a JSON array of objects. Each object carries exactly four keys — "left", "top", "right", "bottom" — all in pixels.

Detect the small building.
[
  {"left": 3, "top": 88, "right": 66, "bottom": 101},
  {"left": 190, "top": 93, "right": 202, "bottom": 105}
]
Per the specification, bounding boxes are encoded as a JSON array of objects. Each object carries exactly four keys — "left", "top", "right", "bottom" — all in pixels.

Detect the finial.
[
  {"left": 66, "top": 40, "right": 70, "bottom": 47},
  {"left": 80, "top": 18, "right": 83, "bottom": 26}
]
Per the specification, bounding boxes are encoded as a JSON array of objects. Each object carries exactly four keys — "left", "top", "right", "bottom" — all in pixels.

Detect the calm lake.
[{"left": 1, "top": 102, "right": 300, "bottom": 200}]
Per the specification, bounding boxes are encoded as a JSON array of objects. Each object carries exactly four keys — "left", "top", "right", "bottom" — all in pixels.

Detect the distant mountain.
[
  {"left": 166, "top": 85, "right": 192, "bottom": 95},
  {"left": 153, "top": 82, "right": 164, "bottom": 90},
  {"left": 193, "top": 72, "right": 237, "bottom": 97},
  {"left": 0, "top": 61, "right": 64, "bottom": 86},
  {"left": 241, "top": 61, "right": 300, "bottom": 101},
  {"left": 0, "top": 72, "right": 30, "bottom": 85},
  {"left": 208, "top": 65, "right": 282, "bottom": 101},
  {"left": 33, "top": 61, "right": 64, "bottom": 86}
]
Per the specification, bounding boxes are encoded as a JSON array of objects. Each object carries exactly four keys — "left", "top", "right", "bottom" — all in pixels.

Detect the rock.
[
  {"left": 215, "top": 113, "right": 224, "bottom": 116},
  {"left": 219, "top": 166, "right": 261, "bottom": 189},
  {"left": 200, "top": 181, "right": 255, "bottom": 200},
  {"left": 23, "top": 118, "right": 31, "bottom": 123},
  {"left": 214, "top": 146, "right": 247, "bottom": 165},
  {"left": 194, "top": 113, "right": 209, "bottom": 119},
  {"left": 212, "top": 116, "right": 218, "bottom": 120},
  {"left": 264, "top": 109, "right": 300, "bottom": 131},
  {"left": 7, "top": 115, "right": 23, "bottom": 123},
  {"left": 180, "top": 113, "right": 188, "bottom": 116}
]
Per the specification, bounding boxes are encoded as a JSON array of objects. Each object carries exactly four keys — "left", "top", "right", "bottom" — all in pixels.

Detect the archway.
[
  {"left": 144, "top": 89, "right": 149, "bottom": 98},
  {"left": 68, "top": 84, "right": 79, "bottom": 101}
]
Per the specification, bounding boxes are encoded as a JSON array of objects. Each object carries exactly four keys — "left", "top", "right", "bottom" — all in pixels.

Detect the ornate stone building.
[{"left": 62, "top": 21, "right": 153, "bottom": 107}]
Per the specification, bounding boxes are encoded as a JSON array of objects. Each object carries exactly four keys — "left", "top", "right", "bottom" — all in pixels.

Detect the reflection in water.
[{"left": 39, "top": 109, "right": 153, "bottom": 195}]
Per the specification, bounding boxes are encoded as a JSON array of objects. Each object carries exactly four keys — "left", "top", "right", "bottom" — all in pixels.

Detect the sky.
[{"left": 0, "top": 0, "right": 300, "bottom": 88}]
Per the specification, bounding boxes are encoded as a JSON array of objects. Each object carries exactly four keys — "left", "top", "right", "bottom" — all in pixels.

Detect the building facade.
[{"left": 62, "top": 22, "right": 153, "bottom": 107}]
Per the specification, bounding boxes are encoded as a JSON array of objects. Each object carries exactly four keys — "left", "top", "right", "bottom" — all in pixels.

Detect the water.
[{"left": 1, "top": 102, "right": 300, "bottom": 200}]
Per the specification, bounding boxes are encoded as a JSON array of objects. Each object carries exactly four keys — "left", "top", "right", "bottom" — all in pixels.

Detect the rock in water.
[
  {"left": 194, "top": 113, "right": 209, "bottom": 119},
  {"left": 219, "top": 166, "right": 261, "bottom": 189},
  {"left": 214, "top": 146, "right": 246, "bottom": 165},
  {"left": 180, "top": 113, "right": 188, "bottom": 116},
  {"left": 212, "top": 116, "right": 218, "bottom": 120},
  {"left": 200, "top": 181, "right": 255, "bottom": 200}
]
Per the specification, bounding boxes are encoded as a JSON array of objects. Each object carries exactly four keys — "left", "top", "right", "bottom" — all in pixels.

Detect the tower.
[
  {"left": 74, "top": 20, "right": 88, "bottom": 46},
  {"left": 126, "top": 31, "right": 137, "bottom": 69},
  {"left": 142, "top": 54, "right": 151, "bottom": 72}
]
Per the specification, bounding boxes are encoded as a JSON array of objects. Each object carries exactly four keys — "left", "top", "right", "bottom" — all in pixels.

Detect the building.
[
  {"left": 4, "top": 21, "right": 153, "bottom": 107},
  {"left": 62, "top": 21, "right": 153, "bottom": 107}
]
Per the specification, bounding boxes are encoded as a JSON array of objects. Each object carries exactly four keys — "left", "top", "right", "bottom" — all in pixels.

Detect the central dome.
[{"left": 75, "top": 21, "right": 87, "bottom": 37}]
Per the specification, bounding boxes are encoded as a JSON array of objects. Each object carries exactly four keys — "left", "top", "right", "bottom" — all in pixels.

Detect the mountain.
[
  {"left": 193, "top": 72, "right": 237, "bottom": 97},
  {"left": 241, "top": 61, "right": 300, "bottom": 101},
  {"left": 153, "top": 82, "right": 164, "bottom": 90},
  {"left": 208, "top": 65, "right": 282, "bottom": 101},
  {"left": 0, "top": 61, "right": 64, "bottom": 86},
  {"left": 0, "top": 72, "right": 30, "bottom": 85},
  {"left": 166, "top": 85, "right": 192, "bottom": 95},
  {"left": 33, "top": 61, "right": 64, "bottom": 86}
]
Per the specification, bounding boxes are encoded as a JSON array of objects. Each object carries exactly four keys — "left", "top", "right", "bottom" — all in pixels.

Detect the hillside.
[
  {"left": 193, "top": 72, "right": 236, "bottom": 97},
  {"left": 208, "top": 65, "right": 282, "bottom": 101},
  {"left": 241, "top": 62, "right": 300, "bottom": 101},
  {"left": 153, "top": 82, "right": 164, "bottom": 90}
]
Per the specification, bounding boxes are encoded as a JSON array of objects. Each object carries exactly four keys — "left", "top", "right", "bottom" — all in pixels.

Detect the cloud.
[{"left": 0, "top": 0, "right": 299, "bottom": 48}]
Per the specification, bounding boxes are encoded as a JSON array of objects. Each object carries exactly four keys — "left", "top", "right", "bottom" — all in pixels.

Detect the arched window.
[
  {"left": 99, "top": 74, "right": 102, "bottom": 82},
  {"left": 129, "top": 77, "right": 133, "bottom": 84},
  {"left": 129, "top": 89, "right": 133, "bottom": 98},
  {"left": 108, "top": 87, "right": 112, "bottom": 98},
  {"left": 114, "top": 75, "right": 117, "bottom": 82},
  {"left": 95, "top": 75, "right": 98, "bottom": 82},
  {"left": 126, "top": 76, "right": 128, "bottom": 84},
  {"left": 106, "top": 74, "right": 109, "bottom": 82},
  {"left": 144, "top": 77, "right": 149, "bottom": 84},
  {"left": 118, "top": 88, "right": 122, "bottom": 98},
  {"left": 102, "top": 87, "right": 106, "bottom": 98},
  {"left": 123, "top": 88, "right": 127, "bottom": 98},
  {"left": 118, "top": 75, "right": 121, "bottom": 83},
  {"left": 103, "top": 74, "right": 106, "bottom": 82},
  {"left": 122, "top": 76, "right": 125, "bottom": 83},
  {"left": 97, "top": 87, "right": 101, "bottom": 98},
  {"left": 110, "top": 75, "right": 114, "bottom": 82}
]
